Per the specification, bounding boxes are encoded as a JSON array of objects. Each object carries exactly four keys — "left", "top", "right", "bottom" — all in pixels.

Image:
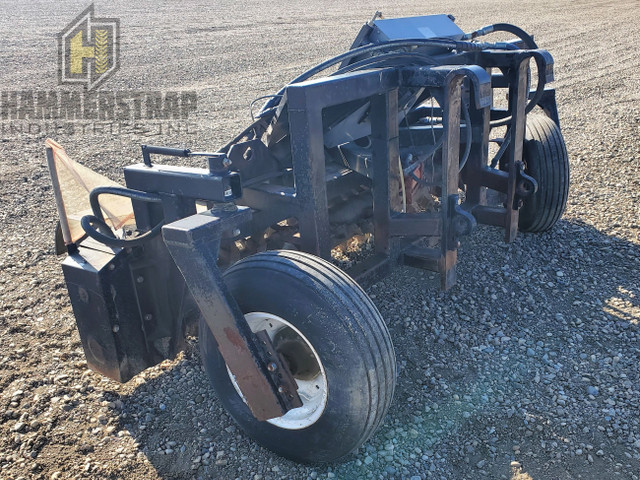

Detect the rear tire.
[
  {"left": 199, "top": 250, "right": 396, "bottom": 463},
  {"left": 518, "top": 114, "right": 570, "bottom": 232}
]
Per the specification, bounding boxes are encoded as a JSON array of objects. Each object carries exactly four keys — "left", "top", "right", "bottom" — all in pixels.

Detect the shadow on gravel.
[{"left": 114, "top": 219, "right": 639, "bottom": 480}]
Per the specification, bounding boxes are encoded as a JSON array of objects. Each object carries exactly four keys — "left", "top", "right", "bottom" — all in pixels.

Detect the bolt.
[
  {"left": 144, "top": 314, "right": 153, "bottom": 321},
  {"left": 267, "top": 362, "right": 278, "bottom": 372},
  {"left": 232, "top": 228, "right": 241, "bottom": 237},
  {"left": 277, "top": 386, "right": 285, "bottom": 393},
  {"left": 112, "top": 325, "right": 120, "bottom": 333},
  {"left": 136, "top": 276, "right": 144, "bottom": 283},
  {"left": 108, "top": 264, "right": 116, "bottom": 271}
]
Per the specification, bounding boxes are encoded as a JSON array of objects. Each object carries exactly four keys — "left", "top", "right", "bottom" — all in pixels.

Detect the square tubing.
[
  {"left": 463, "top": 67, "right": 492, "bottom": 207},
  {"left": 287, "top": 92, "right": 331, "bottom": 258},
  {"left": 504, "top": 57, "right": 530, "bottom": 242},
  {"left": 370, "top": 89, "right": 400, "bottom": 256},
  {"left": 439, "top": 75, "right": 464, "bottom": 290},
  {"left": 285, "top": 68, "right": 399, "bottom": 260},
  {"left": 162, "top": 206, "right": 301, "bottom": 421}
]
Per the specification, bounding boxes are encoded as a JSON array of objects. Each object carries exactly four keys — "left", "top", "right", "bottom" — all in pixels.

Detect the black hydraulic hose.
[
  {"left": 490, "top": 133, "right": 511, "bottom": 169},
  {"left": 490, "top": 51, "right": 546, "bottom": 127},
  {"left": 81, "top": 215, "right": 116, "bottom": 239},
  {"left": 89, "top": 186, "right": 162, "bottom": 224},
  {"left": 410, "top": 171, "right": 436, "bottom": 188},
  {"left": 81, "top": 186, "right": 164, "bottom": 248},
  {"left": 259, "top": 38, "right": 513, "bottom": 114},
  {"left": 81, "top": 215, "right": 165, "bottom": 248},
  {"left": 402, "top": 100, "right": 472, "bottom": 176},
  {"left": 494, "top": 23, "right": 538, "bottom": 48},
  {"left": 462, "top": 23, "right": 543, "bottom": 127},
  {"left": 459, "top": 102, "right": 472, "bottom": 170},
  {"left": 465, "top": 23, "right": 538, "bottom": 49},
  {"left": 331, "top": 51, "right": 439, "bottom": 77},
  {"left": 250, "top": 94, "right": 282, "bottom": 122},
  {"left": 403, "top": 135, "right": 444, "bottom": 176}
]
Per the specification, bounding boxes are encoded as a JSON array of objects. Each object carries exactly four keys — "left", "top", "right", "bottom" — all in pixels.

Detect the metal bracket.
[
  {"left": 162, "top": 205, "right": 301, "bottom": 421},
  {"left": 513, "top": 161, "right": 538, "bottom": 209},
  {"left": 400, "top": 64, "right": 492, "bottom": 109},
  {"left": 450, "top": 194, "right": 477, "bottom": 240},
  {"left": 254, "top": 330, "right": 303, "bottom": 412}
]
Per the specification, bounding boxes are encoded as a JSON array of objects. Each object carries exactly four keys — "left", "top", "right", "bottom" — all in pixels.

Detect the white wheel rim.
[{"left": 226, "top": 312, "right": 328, "bottom": 430}]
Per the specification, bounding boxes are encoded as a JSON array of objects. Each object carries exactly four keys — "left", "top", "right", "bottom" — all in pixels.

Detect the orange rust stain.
[{"left": 223, "top": 327, "right": 246, "bottom": 350}]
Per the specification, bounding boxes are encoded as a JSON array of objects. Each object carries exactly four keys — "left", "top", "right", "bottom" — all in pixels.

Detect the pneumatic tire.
[
  {"left": 199, "top": 250, "right": 396, "bottom": 463},
  {"left": 518, "top": 114, "right": 570, "bottom": 232}
]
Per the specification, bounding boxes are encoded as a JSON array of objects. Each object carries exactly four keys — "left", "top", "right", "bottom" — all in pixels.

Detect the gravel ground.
[{"left": 1, "top": 0, "right": 639, "bottom": 479}]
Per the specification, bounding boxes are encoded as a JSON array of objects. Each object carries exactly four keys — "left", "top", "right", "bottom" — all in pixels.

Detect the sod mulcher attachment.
[{"left": 46, "top": 13, "right": 568, "bottom": 462}]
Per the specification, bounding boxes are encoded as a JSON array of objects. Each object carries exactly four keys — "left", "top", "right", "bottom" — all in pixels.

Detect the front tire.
[
  {"left": 518, "top": 114, "right": 570, "bottom": 232},
  {"left": 199, "top": 250, "right": 396, "bottom": 463}
]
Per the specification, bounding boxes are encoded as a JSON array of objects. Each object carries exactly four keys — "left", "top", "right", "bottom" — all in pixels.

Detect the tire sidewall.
[
  {"left": 200, "top": 263, "right": 373, "bottom": 463},
  {"left": 519, "top": 114, "right": 569, "bottom": 232}
]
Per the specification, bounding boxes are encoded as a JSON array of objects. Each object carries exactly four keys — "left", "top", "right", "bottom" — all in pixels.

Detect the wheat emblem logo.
[
  {"left": 94, "top": 29, "right": 109, "bottom": 74},
  {"left": 58, "top": 4, "right": 120, "bottom": 90}
]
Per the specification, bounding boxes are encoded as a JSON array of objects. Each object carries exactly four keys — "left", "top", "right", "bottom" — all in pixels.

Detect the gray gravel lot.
[{"left": 0, "top": 0, "right": 639, "bottom": 479}]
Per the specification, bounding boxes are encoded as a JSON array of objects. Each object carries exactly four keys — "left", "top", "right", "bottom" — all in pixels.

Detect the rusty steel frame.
[{"left": 54, "top": 45, "right": 556, "bottom": 418}]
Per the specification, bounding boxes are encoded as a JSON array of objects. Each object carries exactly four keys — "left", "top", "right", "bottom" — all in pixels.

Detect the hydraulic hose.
[
  {"left": 490, "top": 51, "right": 547, "bottom": 127},
  {"left": 402, "top": 100, "right": 472, "bottom": 176},
  {"left": 463, "top": 23, "right": 538, "bottom": 49},
  {"left": 331, "top": 51, "right": 439, "bottom": 77},
  {"left": 459, "top": 101, "right": 472, "bottom": 170},
  {"left": 81, "top": 186, "right": 164, "bottom": 248},
  {"left": 259, "top": 37, "right": 517, "bottom": 114},
  {"left": 462, "top": 23, "right": 544, "bottom": 126},
  {"left": 81, "top": 215, "right": 165, "bottom": 248}
]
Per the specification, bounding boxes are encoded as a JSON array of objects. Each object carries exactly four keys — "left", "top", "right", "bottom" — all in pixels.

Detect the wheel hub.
[{"left": 226, "top": 312, "right": 328, "bottom": 430}]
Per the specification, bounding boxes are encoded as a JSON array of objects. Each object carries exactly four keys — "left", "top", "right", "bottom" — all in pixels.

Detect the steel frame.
[{"left": 52, "top": 46, "right": 556, "bottom": 417}]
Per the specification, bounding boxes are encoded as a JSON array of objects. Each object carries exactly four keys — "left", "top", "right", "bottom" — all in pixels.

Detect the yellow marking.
[
  {"left": 94, "top": 29, "right": 109, "bottom": 74},
  {"left": 69, "top": 30, "right": 95, "bottom": 74}
]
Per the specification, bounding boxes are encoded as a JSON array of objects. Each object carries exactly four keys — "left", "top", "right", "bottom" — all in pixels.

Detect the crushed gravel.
[{"left": 1, "top": 0, "right": 639, "bottom": 479}]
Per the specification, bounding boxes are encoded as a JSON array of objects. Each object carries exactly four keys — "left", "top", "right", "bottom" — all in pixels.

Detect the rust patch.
[{"left": 223, "top": 326, "right": 247, "bottom": 350}]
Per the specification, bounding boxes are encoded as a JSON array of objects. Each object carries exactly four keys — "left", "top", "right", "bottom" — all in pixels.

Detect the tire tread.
[
  {"left": 222, "top": 250, "right": 396, "bottom": 459},
  {"left": 519, "top": 114, "right": 570, "bottom": 232}
]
